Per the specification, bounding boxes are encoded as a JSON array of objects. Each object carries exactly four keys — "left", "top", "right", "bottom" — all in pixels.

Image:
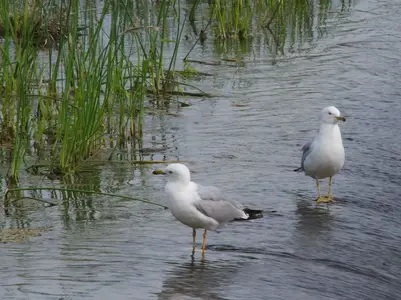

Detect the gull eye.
[
  {"left": 168, "top": 170, "right": 173, "bottom": 174},
  {"left": 328, "top": 112, "right": 332, "bottom": 115}
]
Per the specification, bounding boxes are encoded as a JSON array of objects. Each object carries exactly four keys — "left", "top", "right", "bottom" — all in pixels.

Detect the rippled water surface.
[{"left": 1, "top": 0, "right": 401, "bottom": 299}]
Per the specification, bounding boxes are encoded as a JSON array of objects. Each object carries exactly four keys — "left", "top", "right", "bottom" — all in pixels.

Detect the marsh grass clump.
[
  {"left": 0, "top": 0, "right": 206, "bottom": 183},
  {"left": 210, "top": 0, "right": 254, "bottom": 40},
  {"left": 204, "top": 0, "right": 333, "bottom": 45},
  {"left": 0, "top": 3, "right": 70, "bottom": 48}
]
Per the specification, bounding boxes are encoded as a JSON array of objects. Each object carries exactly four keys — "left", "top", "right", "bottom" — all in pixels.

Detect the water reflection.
[
  {"left": 158, "top": 259, "right": 240, "bottom": 300},
  {"left": 263, "top": 0, "right": 354, "bottom": 56},
  {"left": 295, "top": 198, "right": 333, "bottom": 232},
  {"left": 189, "top": 0, "right": 355, "bottom": 56}
]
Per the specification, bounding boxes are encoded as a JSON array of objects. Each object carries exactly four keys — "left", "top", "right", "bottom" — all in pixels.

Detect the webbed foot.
[{"left": 316, "top": 196, "right": 335, "bottom": 204}]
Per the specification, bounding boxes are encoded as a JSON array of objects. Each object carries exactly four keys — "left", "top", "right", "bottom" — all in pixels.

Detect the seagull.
[
  {"left": 153, "top": 163, "right": 263, "bottom": 256},
  {"left": 294, "top": 106, "right": 346, "bottom": 203}
]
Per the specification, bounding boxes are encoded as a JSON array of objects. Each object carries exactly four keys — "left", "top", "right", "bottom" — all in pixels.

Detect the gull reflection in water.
[{"left": 158, "top": 258, "right": 240, "bottom": 300}]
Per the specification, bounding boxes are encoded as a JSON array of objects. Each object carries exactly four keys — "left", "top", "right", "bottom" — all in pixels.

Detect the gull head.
[
  {"left": 320, "top": 106, "right": 346, "bottom": 125},
  {"left": 153, "top": 163, "right": 191, "bottom": 185}
]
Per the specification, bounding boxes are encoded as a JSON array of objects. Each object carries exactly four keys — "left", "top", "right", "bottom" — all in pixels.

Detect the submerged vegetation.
[{"left": 0, "top": 0, "right": 353, "bottom": 218}]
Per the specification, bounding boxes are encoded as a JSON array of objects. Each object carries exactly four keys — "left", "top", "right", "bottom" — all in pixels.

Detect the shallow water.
[{"left": 1, "top": 0, "right": 401, "bottom": 299}]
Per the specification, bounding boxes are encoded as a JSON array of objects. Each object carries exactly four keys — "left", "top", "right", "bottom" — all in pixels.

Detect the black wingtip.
[
  {"left": 293, "top": 167, "right": 302, "bottom": 172},
  {"left": 243, "top": 208, "right": 264, "bottom": 220}
]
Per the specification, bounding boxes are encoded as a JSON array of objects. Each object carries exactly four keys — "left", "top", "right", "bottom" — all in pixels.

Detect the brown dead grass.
[{"left": 0, "top": 228, "right": 50, "bottom": 243}]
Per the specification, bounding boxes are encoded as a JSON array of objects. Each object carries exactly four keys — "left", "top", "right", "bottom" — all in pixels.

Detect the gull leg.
[
  {"left": 315, "top": 178, "right": 321, "bottom": 199},
  {"left": 315, "top": 177, "right": 335, "bottom": 204},
  {"left": 315, "top": 178, "right": 325, "bottom": 203},
  {"left": 192, "top": 228, "right": 196, "bottom": 255},
  {"left": 202, "top": 230, "right": 207, "bottom": 254},
  {"left": 327, "top": 176, "right": 335, "bottom": 202},
  {"left": 316, "top": 178, "right": 329, "bottom": 204}
]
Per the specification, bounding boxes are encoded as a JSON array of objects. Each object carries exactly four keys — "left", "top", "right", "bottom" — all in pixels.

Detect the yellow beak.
[
  {"left": 336, "top": 116, "right": 346, "bottom": 122},
  {"left": 152, "top": 169, "right": 166, "bottom": 175}
]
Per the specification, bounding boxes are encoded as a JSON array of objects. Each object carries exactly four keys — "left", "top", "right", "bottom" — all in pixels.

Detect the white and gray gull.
[
  {"left": 153, "top": 163, "right": 263, "bottom": 256},
  {"left": 294, "top": 106, "right": 346, "bottom": 203}
]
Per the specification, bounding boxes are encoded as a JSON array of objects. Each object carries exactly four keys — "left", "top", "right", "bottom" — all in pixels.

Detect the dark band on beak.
[
  {"left": 336, "top": 116, "right": 346, "bottom": 122},
  {"left": 153, "top": 169, "right": 166, "bottom": 175}
]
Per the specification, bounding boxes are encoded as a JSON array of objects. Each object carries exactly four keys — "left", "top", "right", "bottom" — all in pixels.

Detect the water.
[{"left": 1, "top": 0, "right": 401, "bottom": 299}]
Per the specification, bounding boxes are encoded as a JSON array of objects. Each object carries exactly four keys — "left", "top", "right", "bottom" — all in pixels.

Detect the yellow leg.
[
  {"left": 315, "top": 178, "right": 334, "bottom": 204},
  {"left": 202, "top": 230, "right": 207, "bottom": 254},
  {"left": 192, "top": 228, "right": 196, "bottom": 255},
  {"left": 315, "top": 178, "right": 321, "bottom": 199},
  {"left": 328, "top": 176, "right": 333, "bottom": 200}
]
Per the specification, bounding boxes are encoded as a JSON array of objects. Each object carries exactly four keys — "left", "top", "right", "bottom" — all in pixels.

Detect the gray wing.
[
  {"left": 196, "top": 184, "right": 222, "bottom": 201},
  {"left": 194, "top": 184, "right": 247, "bottom": 223},
  {"left": 196, "top": 184, "right": 244, "bottom": 209},
  {"left": 301, "top": 140, "right": 313, "bottom": 170},
  {"left": 295, "top": 140, "right": 313, "bottom": 171}
]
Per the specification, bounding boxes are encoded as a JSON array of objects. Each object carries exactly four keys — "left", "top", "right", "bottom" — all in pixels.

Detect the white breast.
[
  {"left": 304, "top": 125, "right": 345, "bottom": 179},
  {"left": 165, "top": 182, "right": 218, "bottom": 230}
]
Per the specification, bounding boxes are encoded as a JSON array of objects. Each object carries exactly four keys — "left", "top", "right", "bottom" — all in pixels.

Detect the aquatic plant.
[
  {"left": 0, "top": 0, "right": 193, "bottom": 182},
  {"left": 209, "top": 0, "right": 254, "bottom": 40},
  {"left": 0, "top": 0, "right": 68, "bottom": 48}
]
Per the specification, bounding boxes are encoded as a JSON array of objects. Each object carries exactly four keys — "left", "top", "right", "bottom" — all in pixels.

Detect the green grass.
[
  {"left": 210, "top": 0, "right": 253, "bottom": 40},
  {"left": 0, "top": 0, "right": 190, "bottom": 182}
]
